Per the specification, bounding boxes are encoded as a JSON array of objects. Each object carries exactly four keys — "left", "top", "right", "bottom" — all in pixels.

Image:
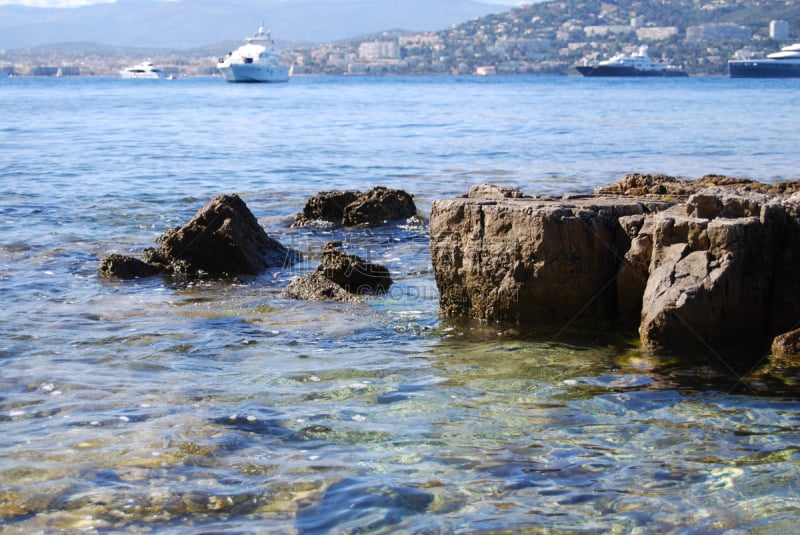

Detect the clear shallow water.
[{"left": 2, "top": 75, "right": 800, "bottom": 533}]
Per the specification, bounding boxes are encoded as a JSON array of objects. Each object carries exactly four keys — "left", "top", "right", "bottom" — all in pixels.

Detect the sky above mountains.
[
  {"left": 0, "top": 0, "right": 531, "bottom": 48},
  {"left": 0, "top": 0, "right": 527, "bottom": 6}
]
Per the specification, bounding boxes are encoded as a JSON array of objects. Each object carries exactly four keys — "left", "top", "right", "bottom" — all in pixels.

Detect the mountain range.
[{"left": 0, "top": 0, "right": 517, "bottom": 49}]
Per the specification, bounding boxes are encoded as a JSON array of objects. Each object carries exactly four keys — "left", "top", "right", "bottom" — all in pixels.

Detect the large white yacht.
[
  {"left": 576, "top": 45, "right": 688, "bottom": 77},
  {"left": 217, "top": 23, "right": 290, "bottom": 83},
  {"left": 728, "top": 43, "right": 800, "bottom": 78},
  {"left": 119, "top": 62, "right": 165, "bottom": 79}
]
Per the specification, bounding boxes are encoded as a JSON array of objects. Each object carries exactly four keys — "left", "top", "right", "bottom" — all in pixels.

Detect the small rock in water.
[{"left": 293, "top": 187, "right": 416, "bottom": 227}]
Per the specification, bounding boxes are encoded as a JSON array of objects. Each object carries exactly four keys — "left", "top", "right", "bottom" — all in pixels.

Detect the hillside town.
[{"left": 1, "top": 0, "right": 798, "bottom": 77}]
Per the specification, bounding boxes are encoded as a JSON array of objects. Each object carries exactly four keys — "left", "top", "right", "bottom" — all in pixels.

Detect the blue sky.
[{"left": 0, "top": 0, "right": 528, "bottom": 7}]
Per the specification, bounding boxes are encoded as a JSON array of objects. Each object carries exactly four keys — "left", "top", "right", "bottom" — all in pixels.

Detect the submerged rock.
[
  {"left": 282, "top": 242, "right": 392, "bottom": 302},
  {"left": 282, "top": 271, "right": 361, "bottom": 303},
  {"left": 98, "top": 254, "right": 162, "bottom": 279},
  {"left": 430, "top": 176, "right": 800, "bottom": 363},
  {"left": 100, "top": 194, "right": 297, "bottom": 278},
  {"left": 296, "top": 477, "right": 433, "bottom": 533},
  {"left": 293, "top": 187, "right": 416, "bottom": 227}
]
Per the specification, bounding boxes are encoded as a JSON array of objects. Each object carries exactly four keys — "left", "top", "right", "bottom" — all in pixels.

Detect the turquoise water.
[{"left": 2, "top": 75, "right": 800, "bottom": 533}]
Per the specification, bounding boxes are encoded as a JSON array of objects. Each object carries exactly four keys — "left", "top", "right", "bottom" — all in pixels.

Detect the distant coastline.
[{"left": 2, "top": 0, "right": 798, "bottom": 78}]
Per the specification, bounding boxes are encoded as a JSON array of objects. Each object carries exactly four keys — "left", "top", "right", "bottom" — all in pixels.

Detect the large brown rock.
[
  {"left": 638, "top": 189, "right": 800, "bottom": 355},
  {"left": 430, "top": 179, "right": 800, "bottom": 362},
  {"left": 637, "top": 208, "right": 772, "bottom": 355},
  {"left": 155, "top": 194, "right": 295, "bottom": 276},
  {"left": 429, "top": 193, "right": 672, "bottom": 325},
  {"left": 100, "top": 194, "right": 297, "bottom": 278}
]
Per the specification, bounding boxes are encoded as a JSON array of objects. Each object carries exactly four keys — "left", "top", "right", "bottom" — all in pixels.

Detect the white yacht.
[
  {"left": 728, "top": 43, "right": 800, "bottom": 78},
  {"left": 217, "top": 23, "right": 290, "bottom": 83},
  {"left": 119, "top": 62, "right": 165, "bottom": 79},
  {"left": 576, "top": 45, "right": 688, "bottom": 77}
]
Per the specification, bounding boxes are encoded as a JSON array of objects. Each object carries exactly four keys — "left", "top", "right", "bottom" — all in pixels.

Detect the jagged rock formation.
[
  {"left": 282, "top": 242, "right": 392, "bottom": 302},
  {"left": 430, "top": 175, "right": 800, "bottom": 363},
  {"left": 293, "top": 187, "right": 416, "bottom": 227},
  {"left": 99, "top": 194, "right": 297, "bottom": 278}
]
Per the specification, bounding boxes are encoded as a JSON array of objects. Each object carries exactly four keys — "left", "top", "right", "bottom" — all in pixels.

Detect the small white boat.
[
  {"left": 119, "top": 62, "right": 165, "bottom": 79},
  {"left": 217, "top": 23, "right": 289, "bottom": 83}
]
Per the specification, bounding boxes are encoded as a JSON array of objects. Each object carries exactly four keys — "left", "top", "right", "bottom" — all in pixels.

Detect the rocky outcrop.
[
  {"left": 100, "top": 194, "right": 297, "bottom": 279},
  {"left": 430, "top": 192, "right": 672, "bottom": 326},
  {"left": 430, "top": 177, "right": 800, "bottom": 362},
  {"left": 293, "top": 187, "right": 416, "bottom": 227},
  {"left": 282, "top": 242, "right": 392, "bottom": 302},
  {"left": 596, "top": 172, "right": 800, "bottom": 198}
]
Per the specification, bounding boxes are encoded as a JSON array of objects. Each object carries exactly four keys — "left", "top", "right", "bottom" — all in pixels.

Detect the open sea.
[{"left": 2, "top": 75, "right": 800, "bottom": 534}]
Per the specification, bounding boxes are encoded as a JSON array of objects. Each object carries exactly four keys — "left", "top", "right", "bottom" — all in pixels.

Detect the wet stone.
[
  {"left": 98, "top": 254, "right": 162, "bottom": 279},
  {"left": 99, "top": 194, "right": 298, "bottom": 278},
  {"left": 282, "top": 242, "right": 392, "bottom": 302},
  {"left": 293, "top": 187, "right": 416, "bottom": 227}
]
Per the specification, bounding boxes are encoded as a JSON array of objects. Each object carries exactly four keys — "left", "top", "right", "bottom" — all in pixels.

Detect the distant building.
[
  {"left": 584, "top": 25, "right": 634, "bottom": 37},
  {"left": 636, "top": 27, "right": 679, "bottom": 41},
  {"left": 770, "top": 20, "right": 790, "bottom": 40},
  {"left": 495, "top": 38, "right": 551, "bottom": 56},
  {"left": 475, "top": 65, "right": 496, "bottom": 76},
  {"left": 358, "top": 41, "right": 400, "bottom": 60},
  {"left": 398, "top": 33, "right": 442, "bottom": 47},
  {"left": 686, "top": 23, "right": 752, "bottom": 42},
  {"left": 57, "top": 65, "right": 80, "bottom": 76}
]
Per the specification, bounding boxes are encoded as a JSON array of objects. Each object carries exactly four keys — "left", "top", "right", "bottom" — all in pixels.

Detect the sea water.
[{"left": 1, "top": 75, "right": 800, "bottom": 533}]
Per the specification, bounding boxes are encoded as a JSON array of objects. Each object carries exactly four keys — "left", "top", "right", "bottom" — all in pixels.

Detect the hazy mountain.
[{"left": 0, "top": 0, "right": 512, "bottom": 49}]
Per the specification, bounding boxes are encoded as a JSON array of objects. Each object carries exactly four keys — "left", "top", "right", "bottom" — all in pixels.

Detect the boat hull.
[
  {"left": 576, "top": 65, "right": 688, "bottom": 77},
  {"left": 728, "top": 60, "right": 800, "bottom": 78},
  {"left": 119, "top": 73, "right": 164, "bottom": 79},
  {"left": 218, "top": 63, "right": 289, "bottom": 83}
]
